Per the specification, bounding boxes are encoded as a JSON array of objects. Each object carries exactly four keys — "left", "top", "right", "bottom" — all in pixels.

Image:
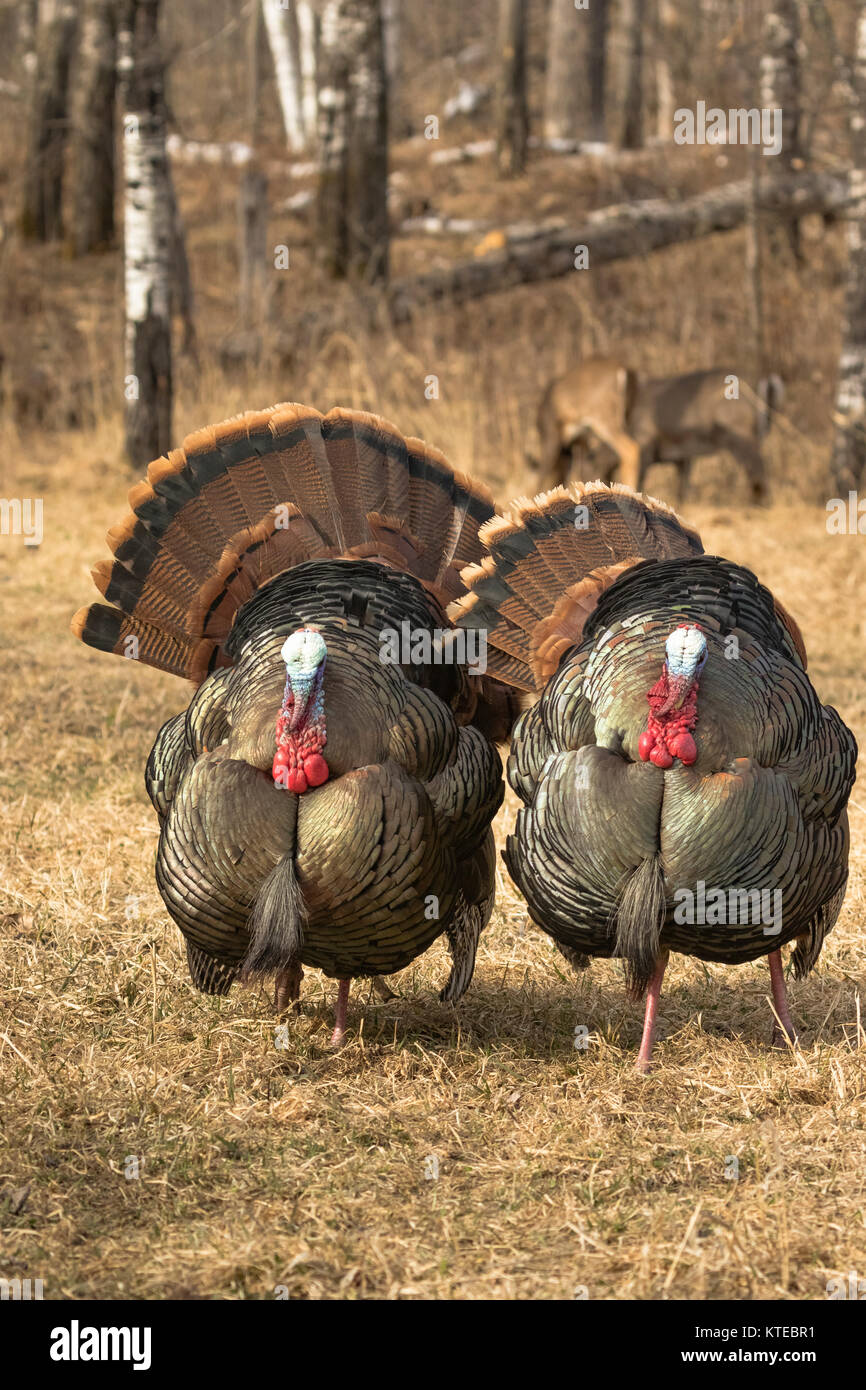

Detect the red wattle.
[
  {"left": 286, "top": 768, "right": 308, "bottom": 794},
  {"left": 649, "top": 743, "right": 673, "bottom": 769},
  {"left": 638, "top": 731, "right": 655, "bottom": 762},
  {"left": 669, "top": 730, "right": 697, "bottom": 765},
  {"left": 303, "top": 753, "right": 329, "bottom": 787}
]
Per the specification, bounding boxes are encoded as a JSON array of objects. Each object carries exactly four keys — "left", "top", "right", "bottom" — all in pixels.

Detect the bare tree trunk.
[
  {"left": 496, "top": 0, "right": 528, "bottom": 176},
  {"left": 760, "top": 0, "right": 803, "bottom": 259},
  {"left": 386, "top": 169, "right": 853, "bottom": 321},
  {"left": 316, "top": 0, "right": 388, "bottom": 284},
  {"left": 71, "top": 0, "right": 118, "bottom": 255},
  {"left": 20, "top": 0, "right": 39, "bottom": 76},
  {"left": 262, "top": 0, "right": 306, "bottom": 152},
  {"left": 745, "top": 149, "right": 765, "bottom": 380},
  {"left": 119, "top": 0, "right": 172, "bottom": 467},
  {"left": 830, "top": 5, "right": 866, "bottom": 493},
  {"left": 588, "top": 0, "right": 609, "bottom": 143},
  {"left": 21, "top": 0, "right": 79, "bottom": 241},
  {"left": 381, "top": 0, "right": 404, "bottom": 136},
  {"left": 544, "top": 0, "right": 582, "bottom": 146},
  {"left": 620, "top": 0, "right": 645, "bottom": 149},
  {"left": 239, "top": 0, "right": 269, "bottom": 330}
]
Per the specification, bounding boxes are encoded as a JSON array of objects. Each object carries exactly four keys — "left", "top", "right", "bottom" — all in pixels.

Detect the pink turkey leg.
[
  {"left": 330, "top": 978, "right": 351, "bottom": 1047},
  {"left": 636, "top": 950, "right": 669, "bottom": 1074},
  {"left": 768, "top": 949, "right": 798, "bottom": 1047}
]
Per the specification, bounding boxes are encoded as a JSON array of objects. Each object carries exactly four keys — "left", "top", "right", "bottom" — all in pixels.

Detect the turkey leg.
[
  {"left": 768, "top": 949, "right": 798, "bottom": 1047},
  {"left": 274, "top": 961, "right": 304, "bottom": 1013},
  {"left": 636, "top": 950, "right": 669, "bottom": 1074},
  {"left": 330, "top": 978, "right": 351, "bottom": 1047}
]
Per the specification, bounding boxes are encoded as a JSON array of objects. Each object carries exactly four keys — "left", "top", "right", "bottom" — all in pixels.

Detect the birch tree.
[
  {"left": 21, "top": 0, "right": 79, "bottom": 241},
  {"left": 544, "top": 0, "right": 583, "bottom": 146},
  {"left": 296, "top": 0, "right": 318, "bottom": 142},
  {"left": 262, "top": 0, "right": 306, "bottom": 152},
  {"left": 119, "top": 0, "right": 172, "bottom": 466},
  {"left": 654, "top": 0, "right": 676, "bottom": 141},
  {"left": 71, "top": 0, "right": 118, "bottom": 255},
  {"left": 496, "top": 0, "right": 529, "bottom": 176},
  {"left": 830, "top": 3, "right": 866, "bottom": 493},
  {"left": 316, "top": 0, "right": 388, "bottom": 284},
  {"left": 760, "top": 0, "right": 803, "bottom": 257}
]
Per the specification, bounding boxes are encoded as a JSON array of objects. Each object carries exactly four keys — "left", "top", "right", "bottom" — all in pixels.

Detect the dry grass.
[{"left": 1, "top": 402, "right": 865, "bottom": 1300}]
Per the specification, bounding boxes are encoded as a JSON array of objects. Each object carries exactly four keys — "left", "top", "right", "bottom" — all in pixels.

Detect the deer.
[{"left": 532, "top": 359, "right": 783, "bottom": 504}]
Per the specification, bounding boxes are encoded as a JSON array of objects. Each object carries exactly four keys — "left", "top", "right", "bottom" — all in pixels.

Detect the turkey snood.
[
  {"left": 273, "top": 628, "right": 329, "bottom": 794},
  {"left": 638, "top": 623, "right": 707, "bottom": 769}
]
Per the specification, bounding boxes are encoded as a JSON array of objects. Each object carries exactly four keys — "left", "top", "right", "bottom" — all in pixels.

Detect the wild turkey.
[
  {"left": 452, "top": 482, "right": 856, "bottom": 1070},
  {"left": 72, "top": 404, "right": 516, "bottom": 1044}
]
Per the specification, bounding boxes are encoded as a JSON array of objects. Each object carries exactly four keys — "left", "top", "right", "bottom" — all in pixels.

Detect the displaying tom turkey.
[
  {"left": 72, "top": 405, "right": 516, "bottom": 1044},
  {"left": 452, "top": 482, "right": 856, "bottom": 1070}
]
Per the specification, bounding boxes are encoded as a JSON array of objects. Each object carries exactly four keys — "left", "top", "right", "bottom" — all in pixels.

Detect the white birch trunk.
[
  {"left": 654, "top": 0, "right": 676, "bottom": 141},
  {"left": 316, "top": 0, "right": 388, "bottom": 282},
  {"left": 262, "top": 0, "right": 306, "bottom": 152},
  {"left": 830, "top": 5, "right": 866, "bottom": 492},
  {"left": 296, "top": 0, "right": 318, "bottom": 140},
  {"left": 119, "top": 0, "right": 173, "bottom": 465}
]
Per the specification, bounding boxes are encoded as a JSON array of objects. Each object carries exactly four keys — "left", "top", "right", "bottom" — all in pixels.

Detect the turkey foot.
[
  {"left": 274, "top": 961, "right": 304, "bottom": 1013},
  {"left": 636, "top": 950, "right": 669, "bottom": 1074},
  {"left": 330, "top": 979, "right": 351, "bottom": 1048},
  {"left": 768, "top": 949, "right": 798, "bottom": 1048}
]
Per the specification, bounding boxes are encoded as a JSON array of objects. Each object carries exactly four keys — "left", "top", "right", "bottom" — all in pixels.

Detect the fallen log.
[{"left": 386, "top": 169, "right": 854, "bottom": 322}]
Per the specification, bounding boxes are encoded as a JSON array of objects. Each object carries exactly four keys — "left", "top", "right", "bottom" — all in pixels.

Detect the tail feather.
[
  {"left": 615, "top": 853, "right": 667, "bottom": 997},
  {"left": 72, "top": 404, "right": 497, "bottom": 684},
  {"left": 451, "top": 481, "right": 704, "bottom": 691}
]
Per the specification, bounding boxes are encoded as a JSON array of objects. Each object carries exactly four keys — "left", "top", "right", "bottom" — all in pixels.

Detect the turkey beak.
[
  {"left": 284, "top": 675, "right": 313, "bottom": 731},
  {"left": 659, "top": 671, "right": 692, "bottom": 714}
]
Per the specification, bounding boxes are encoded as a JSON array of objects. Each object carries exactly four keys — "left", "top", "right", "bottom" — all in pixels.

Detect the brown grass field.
[
  {"left": 2, "top": 108, "right": 866, "bottom": 1299},
  {"left": 2, "top": 390, "right": 866, "bottom": 1300}
]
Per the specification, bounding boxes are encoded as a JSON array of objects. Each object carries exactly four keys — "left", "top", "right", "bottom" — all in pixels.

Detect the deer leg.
[
  {"left": 675, "top": 457, "right": 694, "bottom": 506},
  {"left": 717, "top": 430, "right": 768, "bottom": 504},
  {"left": 274, "top": 961, "right": 303, "bottom": 1013},
  {"left": 636, "top": 950, "right": 669, "bottom": 1074},
  {"left": 535, "top": 414, "right": 571, "bottom": 489},
  {"left": 768, "top": 949, "right": 798, "bottom": 1048},
  {"left": 591, "top": 425, "right": 643, "bottom": 492},
  {"left": 370, "top": 976, "right": 396, "bottom": 1001},
  {"left": 330, "top": 978, "right": 351, "bottom": 1048}
]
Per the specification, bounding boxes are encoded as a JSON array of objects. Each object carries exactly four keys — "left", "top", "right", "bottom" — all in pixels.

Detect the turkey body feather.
[
  {"left": 74, "top": 405, "right": 518, "bottom": 1033},
  {"left": 455, "top": 482, "right": 857, "bottom": 1067}
]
